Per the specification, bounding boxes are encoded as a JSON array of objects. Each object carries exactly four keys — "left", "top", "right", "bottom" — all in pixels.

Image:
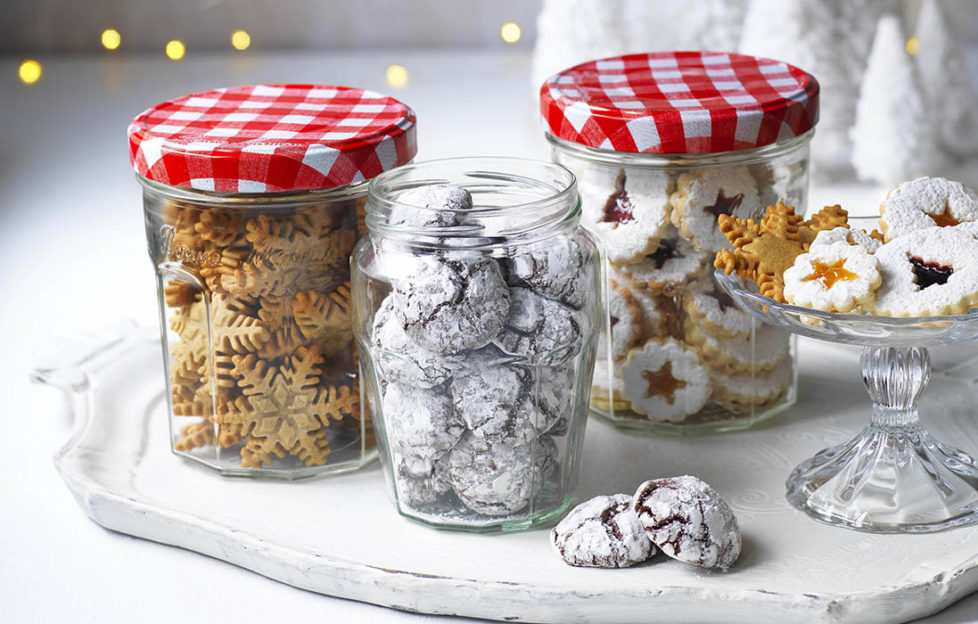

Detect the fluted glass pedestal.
[{"left": 716, "top": 271, "right": 978, "bottom": 533}]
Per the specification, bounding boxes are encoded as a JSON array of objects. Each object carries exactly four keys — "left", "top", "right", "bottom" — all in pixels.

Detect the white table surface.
[{"left": 2, "top": 48, "right": 977, "bottom": 624}]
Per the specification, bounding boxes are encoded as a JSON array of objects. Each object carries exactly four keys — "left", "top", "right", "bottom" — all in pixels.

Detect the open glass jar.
[
  {"left": 128, "top": 84, "right": 416, "bottom": 478},
  {"left": 352, "top": 158, "right": 601, "bottom": 531},
  {"left": 541, "top": 52, "right": 819, "bottom": 433}
]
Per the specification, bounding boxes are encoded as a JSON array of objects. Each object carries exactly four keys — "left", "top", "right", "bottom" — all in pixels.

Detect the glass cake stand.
[{"left": 716, "top": 270, "right": 978, "bottom": 533}]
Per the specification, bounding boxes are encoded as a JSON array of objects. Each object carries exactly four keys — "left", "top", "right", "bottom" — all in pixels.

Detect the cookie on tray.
[
  {"left": 684, "top": 321, "right": 789, "bottom": 374},
  {"left": 551, "top": 494, "right": 655, "bottom": 568},
  {"left": 620, "top": 338, "right": 711, "bottom": 423},
  {"left": 709, "top": 362, "right": 793, "bottom": 414},
  {"left": 880, "top": 177, "right": 978, "bottom": 241},
  {"left": 615, "top": 235, "right": 710, "bottom": 296},
  {"left": 783, "top": 241, "right": 882, "bottom": 313},
  {"left": 810, "top": 226, "right": 883, "bottom": 253},
  {"left": 580, "top": 167, "right": 672, "bottom": 264},
  {"left": 872, "top": 226, "right": 978, "bottom": 317},
  {"left": 670, "top": 167, "right": 760, "bottom": 253}
]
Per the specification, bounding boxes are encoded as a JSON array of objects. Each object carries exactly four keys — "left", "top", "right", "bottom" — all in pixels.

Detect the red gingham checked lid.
[
  {"left": 540, "top": 52, "right": 819, "bottom": 155},
  {"left": 128, "top": 84, "right": 417, "bottom": 193}
]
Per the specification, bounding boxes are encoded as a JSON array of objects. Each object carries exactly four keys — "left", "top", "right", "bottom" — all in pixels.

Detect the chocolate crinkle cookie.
[
  {"left": 382, "top": 382, "right": 465, "bottom": 460},
  {"left": 449, "top": 347, "right": 534, "bottom": 443},
  {"left": 372, "top": 296, "right": 464, "bottom": 388},
  {"left": 633, "top": 475, "right": 741, "bottom": 570},
  {"left": 494, "top": 287, "right": 586, "bottom": 366},
  {"left": 551, "top": 494, "right": 654, "bottom": 568},
  {"left": 392, "top": 254, "right": 511, "bottom": 355},
  {"left": 508, "top": 235, "right": 594, "bottom": 309},
  {"left": 447, "top": 432, "right": 557, "bottom": 516},
  {"left": 393, "top": 453, "right": 452, "bottom": 507},
  {"left": 388, "top": 184, "right": 473, "bottom": 228}
]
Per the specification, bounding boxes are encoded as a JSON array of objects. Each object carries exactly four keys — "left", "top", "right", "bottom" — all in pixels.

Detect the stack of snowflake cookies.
[
  {"left": 163, "top": 198, "right": 364, "bottom": 469},
  {"left": 717, "top": 177, "right": 978, "bottom": 317},
  {"left": 580, "top": 164, "right": 796, "bottom": 424},
  {"left": 368, "top": 185, "right": 595, "bottom": 520}
]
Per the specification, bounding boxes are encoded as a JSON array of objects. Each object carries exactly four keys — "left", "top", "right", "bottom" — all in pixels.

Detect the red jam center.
[
  {"left": 602, "top": 170, "right": 636, "bottom": 225},
  {"left": 704, "top": 190, "right": 744, "bottom": 221},
  {"left": 910, "top": 257, "right": 953, "bottom": 288}
]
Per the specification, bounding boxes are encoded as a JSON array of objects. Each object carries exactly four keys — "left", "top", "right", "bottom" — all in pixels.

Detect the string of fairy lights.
[{"left": 16, "top": 21, "right": 524, "bottom": 87}]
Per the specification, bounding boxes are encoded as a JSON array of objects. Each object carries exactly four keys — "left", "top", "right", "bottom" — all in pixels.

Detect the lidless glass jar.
[
  {"left": 541, "top": 52, "right": 819, "bottom": 433},
  {"left": 128, "top": 84, "right": 417, "bottom": 477},
  {"left": 352, "top": 158, "right": 601, "bottom": 531}
]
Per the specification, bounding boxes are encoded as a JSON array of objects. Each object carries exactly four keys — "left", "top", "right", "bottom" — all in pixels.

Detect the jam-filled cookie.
[
  {"left": 709, "top": 362, "right": 793, "bottom": 413},
  {"left": 782, "top": 241, "right": 882, "bottom": 313},
  {"left": 579, "top": 167, "right": 672, "bottom": 264},
  {"left": 682, "top": 277, "right": 754, "bottom": 339},
  {"left": 615, "top": 234, "right": 710, "bottom": 296},
  {"left": 873, "top": 227, "right": 978, "bottom": 317},
  {"left": 598, "top": 278, "right": 644, "bottom": 362},
  {"left": 810, "top": 226, "right": 883, "bottom": 253},
  {"left": 880, "top": 177, "right": 978, "bottom": 241},
  {"left": 670, "top": 167, "right": 761, "bottom": 253},
  {"left": 620, "top": 338, "right": 710, "bottom": 422}
]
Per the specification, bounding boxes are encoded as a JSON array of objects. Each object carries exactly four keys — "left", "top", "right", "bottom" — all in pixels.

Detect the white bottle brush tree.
[
  {"left": 532, "top": 0, "right": 625, "bottom": 91},
  {"left": 850, "top": 15, "right": 943, "bottom": 186},
  {"left": 914, "top": 0, "right": 978, "bottom": 157}
]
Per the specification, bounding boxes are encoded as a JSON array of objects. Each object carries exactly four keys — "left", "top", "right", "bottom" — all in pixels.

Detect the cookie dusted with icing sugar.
[
  {"left": 670, "top": 167, "right": 761, "bottom": 252},
  {"left": 493, "top": 287, "right": 587, "bottom": 366},
  {"left": 872, "top": 227, "right": 978, "bottom": 317},
  {"left": 389, "top": 184, "right": 473, "bottom": 228},
  {"left": 372, "top": 296, "right": 464, "bottom": 388},
  {"left": 633, "top": 476, "right": 741, "bottom": 570},
  {"left": 783, "top": 242, "right": 882, "bottom": 313},
  {"left": 382, "top": 383, "right": 465, "bottom": 460},
  {"left": 598, "top": 278, "right": 643, "bottom": 362},
  {"left": 810, "top": 226, "right": 883, "bottom": 253},
  {"left": 579, "top": 167, "right": 672, "bottom": 264},
  {"left": 620, "top": 338, "right": 710, "bottom": 422},
  {"left": 682, "top": 277, "right": 754, "bottom": 339},
  {"left": 710, "top": 362, "right": 793, "bottom": 413},
  {"left": 684, "top": 320, "right": 789, "bottom": 374},
  {"left": 551, "top": 494, "right": 655, "bottom": 568},
  {"left": 880, "top": 177, "right": 978, "bottom": 241},
  {"left": 615, "top": 235, "right": 710, "bottom": 296}
]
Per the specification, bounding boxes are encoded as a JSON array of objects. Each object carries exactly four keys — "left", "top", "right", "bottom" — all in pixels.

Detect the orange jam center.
[
  {"left": 643, "top": 361, "right": 687, "bottom": 405},
  {"left": 801, "top": 258, "right": 858, "bottom": 289},
  {"left": 931, "top": 206, "right": 961, "bottom": 227}
]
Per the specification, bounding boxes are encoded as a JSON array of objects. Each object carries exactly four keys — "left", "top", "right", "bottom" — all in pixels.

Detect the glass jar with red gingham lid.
[
  {"left": 540, "top": 52, "right": 820, "bottom": 433},
  {"left": 128, "top": 84, "right": 416, "bottom": 478}
]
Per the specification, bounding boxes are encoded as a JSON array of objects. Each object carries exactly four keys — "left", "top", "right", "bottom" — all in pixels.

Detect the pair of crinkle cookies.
[
  {"left": 372, "top": 184, "right": 596, "bottom": 516},
  {"left": 580, "top": 166, "right": 762, "bottom": 264},
  {"left": 551, "top": 475, "right": 741, "bottom": 570}
]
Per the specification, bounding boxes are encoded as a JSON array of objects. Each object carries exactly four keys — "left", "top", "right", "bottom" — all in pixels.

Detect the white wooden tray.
[{"left": 35, "top": 325, "right": 978, "bottom": 624}]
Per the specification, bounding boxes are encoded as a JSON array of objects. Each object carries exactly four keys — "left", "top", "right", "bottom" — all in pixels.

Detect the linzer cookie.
[
  {"left": 620, "top": 339, "right": 711, "bottom": 422},
  {"left": 670, "top": 167, "right": 761, "bottom": 253},
  {"left": 710, "top": 363, "right": 793, "bottom": 413},
  {"left": 880, "top": 177, "right": 978, "bottom": 241},
  {"left": 684, "top": 320, "right": 789, "bottom": 374},
  {"left": 783, "top": 242, "right": 882, "bottom": 313},
  {"left": 615, "top": 235, "right": 710, "bottom": 296}
]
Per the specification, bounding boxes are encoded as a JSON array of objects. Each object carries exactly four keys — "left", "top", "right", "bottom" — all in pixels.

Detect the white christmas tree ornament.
[
  {"left": 850, "top": 15, "right": 943, "bottom": 186},
  {"left": 914, "top": 0, "right": 978, "bottom": 156}
]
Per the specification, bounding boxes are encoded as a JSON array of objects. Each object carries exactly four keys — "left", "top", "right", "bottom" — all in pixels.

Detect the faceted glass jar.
[
  {"left": 550, "top": 133, "right": 811, "bottom": 433},
  {"left": 352, "top": 158, "right": 601, "bottom": 531},
  {"left": 141, "top": 178, "right": 377, "bottom": 478}
]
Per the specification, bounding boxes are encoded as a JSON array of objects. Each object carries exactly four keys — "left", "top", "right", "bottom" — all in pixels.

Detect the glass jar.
[
  {"left": 540, "top": 52, "right": 819, "bottom": 433},
  {"left": 129, "top": 84, "right": 416, "bottom": 478},
  {"left": 352, "top": 158, "right": 601, "bottom": 531}
]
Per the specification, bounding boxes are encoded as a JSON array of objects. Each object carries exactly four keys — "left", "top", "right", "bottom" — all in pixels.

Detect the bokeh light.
[
  {"left": 231, "top": 30, "right": 251, "bottom": 51},
  {"left": 500, "top": 22, "right": 522, "bottom": 44},
  {"left": 906, "top": 36, "right": 919, "bottom": 55},
  {"left": 101, "top": 29, "right": 121, "bottom": 50},
  {"left": 165, "top": 40, "right": 186, "bottom": 60},
  {"left": 18, "top": 59, "right": 42, "bottom": 84},
  {"left": 386, "top": 64, "right": 409, "bottom": 88}
]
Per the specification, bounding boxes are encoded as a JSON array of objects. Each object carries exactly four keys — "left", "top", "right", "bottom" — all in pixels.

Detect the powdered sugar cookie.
[
  {"left": 620, "top": 339, "right": 710, "bottom": 422},
  {"left": 508, "top": 234, "right": 596, "bottom": 310},
  {"left": 684, "top": 321, "right": 789, "bottom": 374},
  {"left": 873, "top": 227, "right": 978, "bottom": 317},
  {"left": 783, "top": 242, "right": 882, "bottom": 313},
  {"left": 810, "top": 226, "right": 882, "bottom": 253},
  {"left": 682, "top": 277, "right": 753, "bottom": 339},
  {"left": 590, "top": 363, "right": 630, "bottom": 412},
  {"left": 880, "top": 177, "right": 978, "bottom": 241},
  {"left": 615, "top": 235, "right": 710, "bottom": 295},
  {"left": 709, "top": 363, "right": 793, "bottom": 413},
  {"left": 579, "top": 167, "right": 672, "bottom": 264},
  {"left": 670, "top": 167, "right": 761, "bottom": 252},
  {"left": 598, "top": 279, "right": 643, "bottom": 362},
  {"left": 389, "top": 184, "right": 473, "bottom": 228},
  {"left": 551, "top": 494, "right": 654, "bottom": 568},
  {"left": 493, "top": 287, "right": 587, "bottom": 366}
]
